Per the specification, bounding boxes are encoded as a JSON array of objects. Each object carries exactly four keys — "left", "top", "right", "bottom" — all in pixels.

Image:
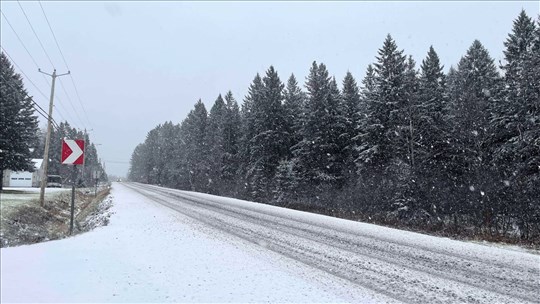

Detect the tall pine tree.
[
  {"left": 221, "top": 91, "right": 242, "bottom": 195},
  {"left": 245, "top": 67, "right": 287, "bottom": 201},
  {"left": 180, "top": 100, "right": 209, "bottom": 192},
  {"left": 446, "top": 40, "right": 501, "bottom": 223},
  {"left": 239, "top": 74, "right": 264, "bottom": 198},
  {"left": 293, "top": 62, "right": 348, "bottom": 203},
  {"left": 206, "top": 95, "right": 227, "bottom": 193},
  {"left": 341, "top": 71, "right": 361, "bottom": 179},
  {"left": 491, "top": 12, "right": 539, "bottom": 238},
  {"left": 0, "top": 52, "right": 39, "bottom": 190},
  {"left": 414, "top": 46, "right": 452, "bottom": 219}
]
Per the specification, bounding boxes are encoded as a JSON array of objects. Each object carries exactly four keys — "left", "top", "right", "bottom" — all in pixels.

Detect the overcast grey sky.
[{"left": 1, "top": 1, "right": 538, "bottom": 177}]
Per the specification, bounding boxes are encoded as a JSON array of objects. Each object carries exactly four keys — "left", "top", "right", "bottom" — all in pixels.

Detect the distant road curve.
[{"left": 123, "top": 182, "right": 540, "bottom": 304}]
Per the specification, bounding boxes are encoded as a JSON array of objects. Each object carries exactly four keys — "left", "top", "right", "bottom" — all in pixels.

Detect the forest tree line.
[{"left": 129, "top": 11, "right": 539, "bottom": 243}]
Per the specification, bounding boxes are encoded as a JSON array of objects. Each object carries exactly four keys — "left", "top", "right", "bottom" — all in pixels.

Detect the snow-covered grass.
[
  {"left": 0, "top": 187, "right": 69, "bottom": 211},
  {"left": 0, "top": 187, "right": 70, "bottom": 226},
  {"left": 0, "top": 183, "right": 376, "bottom": 303}
]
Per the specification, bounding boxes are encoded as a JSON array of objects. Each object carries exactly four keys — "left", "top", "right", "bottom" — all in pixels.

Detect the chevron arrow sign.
[{"left": 61, "top": 139, "right": 85, "bottom": 165}]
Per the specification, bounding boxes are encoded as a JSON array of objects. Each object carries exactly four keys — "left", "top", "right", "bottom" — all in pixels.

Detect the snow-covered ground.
[
  {"left": 2, "top": 187, "right": 70, "bottom": 193},
  {"left": 1, "top": 187, "right": 69, "bottom": 205},
  {"left": 2, "top": 182, "right": 539, "bottom": 303},
  {"left": 0, "top": 183, "right": 382, "bottom": 303},
  {"left": 1, "top": 187, "right": 70, "bottom": 219}
]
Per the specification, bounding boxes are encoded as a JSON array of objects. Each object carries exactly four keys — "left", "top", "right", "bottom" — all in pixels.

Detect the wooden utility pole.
[{"left": 38, "top": 69, "right": 70, "bottom": 206}]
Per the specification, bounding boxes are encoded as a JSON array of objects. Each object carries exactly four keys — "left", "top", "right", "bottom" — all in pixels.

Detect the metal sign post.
[
  {"left": 61, "top": 138, "right": 85, "bottom": 236},
  {"left": 70, "top": 165, "right": 76, "bottom": 235},
  {"left": 93, "top": 169, "right": 99, "bottom": 197}
]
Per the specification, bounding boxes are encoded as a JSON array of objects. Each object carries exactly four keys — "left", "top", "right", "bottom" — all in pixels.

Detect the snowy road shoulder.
[{"left": 0, "top": 182, "right": 372, "bottom": 303}]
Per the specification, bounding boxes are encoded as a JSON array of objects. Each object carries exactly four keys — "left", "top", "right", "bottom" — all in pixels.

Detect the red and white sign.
[{"left": 61, "top": 139, "right": 85, "bottom": 165}]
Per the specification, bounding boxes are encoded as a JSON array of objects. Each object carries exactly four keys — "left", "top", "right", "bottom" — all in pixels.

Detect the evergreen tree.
[
  {"left": 144, "top": 126, "right": 162, "bottom": 185},
  {"left": 274, "top": 74, "right": 306, "bottom": 204},
  {"left": 414, "top": 46, "right": 452, "bottom": 219},
  {"left": 128, "top": 143, "right": 148, "bottom": 182},
  {"left": 417, "top": 46, "right": 448, "bottom": 165},
  {"left": 446, "top": 40, "right": 501, "bottom": 222},
  {"left": 181, "top": 100, "right": 209, "bottom": 192},
  {"left": 357, "top": 35, "right": 408, "bottom": 168},
  {"left": 491, "top": 12, "right": 539, "bottom": 238},
  {"left": 238, "top": 74, "right": 264, "bottom": 198},
  {"left": 221, "top": 91, "right": 242, "bottom": 195},
  {"left": 355, "top": 64, "right": 376, "bottom": 169},
  {"left": 282, "top": 74, "right": 306, "bottom": 156},
  {"left": 158, "top": 121, "right": 180, "bottom": 187},
  {"left": 293, "top": 62, "right": 348, "bottom": 201},
  {"left": 206, "top": 95, "right": 227, "bottom": 193},
  {"left": 355, "top": 35, "right": 414, "bottom": 213},
  {"left": 0, "top": 52, "right": 39, "bottom": 190},
  {"left": 246, "top": 66, "right": 287, "bottom": 201},
  {"left": 341, "top": 71, "right": 361, "bottom": 178},
  {"left": 493, "top": 10, "right": 537, "bottom": 154}
]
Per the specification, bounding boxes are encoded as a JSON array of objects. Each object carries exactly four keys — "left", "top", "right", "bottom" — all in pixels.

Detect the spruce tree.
[
  {"left": 446, "top": 40, "right": 501, "bottom": 221},
  {"left": 293, "top": 62, "right": 348, "bottom": 201},
  {"left": 355, "top": 35, "right": 414, "bottom": 213},
  {"left": 415, "top": 46, "right": 452, "bottom": 218},
  {"left": 238, "top": 74, "right": 264, "bottom": 198},
  {"left": 282, "top": 74, "right": 306, "bottom": 156},
  {"left": 274, "top": 74, "right": 306, "bottom": 204},
  {"left": 221, "top": 91, "right": 242, "bottom": 195},
  {"left": 357, "top": 35, "right": 408, "bottom": 169},
  {"left": 246, "top": 66, "right": 287, "bottom": 201},
  {"left": 492, "top": 12, "right": 540, "bottom": 238},
  {"left": 180, "top": 100, "right": 209, "bottom": 192},
  {"left": 355, "top": 64, "right": 376, "bottom": 170},
  {"left": 206, "top": 95, "right": 227, "bottom": 193},
  {"left": 158, "top": 121, "right": 180, "bottom": 188},
  {"left": 0, "top": 52, "right": 39, "bottom": 190},
  {"left": 128, "top": 143, "right": 147, "bottom": 182},
  {"left": 341, "top": 71, "right": 361, "bottom": 178}
]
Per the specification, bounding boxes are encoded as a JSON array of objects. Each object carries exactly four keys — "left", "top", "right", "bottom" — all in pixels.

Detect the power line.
[
  {"left": 12, "top": 2, "right": 86, "bottom": 130},
  {"left": 1, "top": 47, "right": 70, "bottom": 129},
  {"left": 17, "top": 0, "right": 84, "bottom": 130},
  {"left": 3, "top": 4, "right": 88, "bottom": 132},
  {"left": 1, "top": 46, "right": 48, "bottom": 100},
  {"left": 38, "top": 1, "right": 93, "bottom": 130},
  {"left": 58, "top": 78, "right": 85, "bottom": 129},
  {"left": 68, "top": 75, "right": 93, "bottom": 129},
  {"left": 0, "top": 73, "right": 60, "bottom": 130},
  {"left": 37, "top": 1, "right": 68, "bottom": 69},
  {"left": 0, "top": 10, "right": 58, "bottom": 106},
  {"left": 0, "top": 9, "right": 40, "bottom": 69},
  {"left": 16, "top": 0, "right": 55, "bottom": 69},
  {"left": 53, "top": 104, "right": 68, "bottom": 124}
]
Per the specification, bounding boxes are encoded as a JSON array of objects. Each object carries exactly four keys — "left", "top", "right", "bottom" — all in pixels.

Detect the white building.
[{"left": 2, "top": 159, "right": 44, "bottom": 188}]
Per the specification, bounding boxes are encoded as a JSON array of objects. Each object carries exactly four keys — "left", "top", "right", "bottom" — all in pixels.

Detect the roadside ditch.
[{"left": 0, "top": 187, "right": 113, "bottom": 248}]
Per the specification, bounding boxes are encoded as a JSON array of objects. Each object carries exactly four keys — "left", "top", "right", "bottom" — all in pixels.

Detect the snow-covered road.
[
  {"left": 126, "top": 182, "right": 540, "bottom": 303},
  {"left": 2, "top": 182, "right": 539, "bottom": 303}
]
